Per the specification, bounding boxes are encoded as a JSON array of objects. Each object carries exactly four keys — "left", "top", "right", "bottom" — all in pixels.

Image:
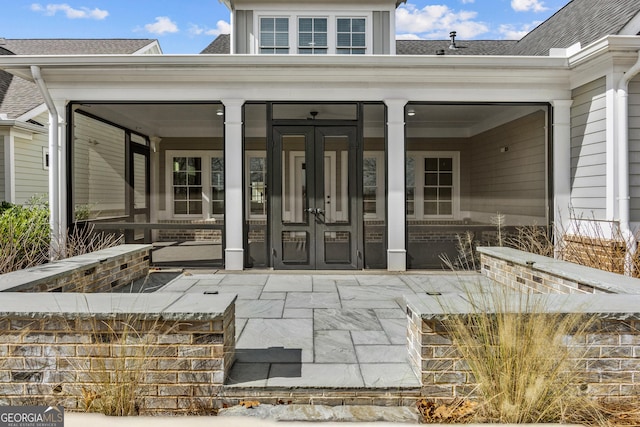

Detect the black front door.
[{"left": 271, "top": 126, "right": 360, "bottom": 269}]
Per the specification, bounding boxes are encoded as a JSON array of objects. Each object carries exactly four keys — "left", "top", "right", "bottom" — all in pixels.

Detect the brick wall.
[
  {"left": 480, "top": 253, "right": 607, "bottom": 294},
  {"left": 0, "top": 246, "right": 151, "bottom": 294},
  {"left": 0, "top": 304, "right": 235, "bottom": 414},
  {"left": 157, "top": 220, "right": 223, "bottom": 242},
  {"left": 407, "top": 308, "right": 640, "bottom": 401},
  {"left": 563, "top": 235, "right": 626, "bottom": 275}
]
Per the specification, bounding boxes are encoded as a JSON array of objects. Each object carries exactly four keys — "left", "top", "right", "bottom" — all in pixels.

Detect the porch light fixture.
[{"left": 407, "top": 109, "right": 416, "bottom": 117}]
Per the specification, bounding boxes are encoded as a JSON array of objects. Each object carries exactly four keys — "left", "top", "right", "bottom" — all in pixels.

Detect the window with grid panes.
[
  {"left": 298, "top": 18, "right": 327, "bottom": 54},
  {"left": 173, "top": 157, "right": 202, "bottom": 215},
  {"left": 336, "top": 18, "right": 366, "bottom": 54},
  {"left": 424, "top": 157, "right": 453, "bottom": 216},
  {"left": 211, "top": 157, "right": 224, "bottom": 215},
  {"left": 260, "top": 17, "right": 289, "bottom": 54}
]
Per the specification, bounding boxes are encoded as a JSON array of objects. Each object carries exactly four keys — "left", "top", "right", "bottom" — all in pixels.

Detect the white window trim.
[
  {"left": 363, "top": 150, "right": 385, "bottom": 220},
  {"left": 165, "top": 150, "right": 223, "bottom": 220},
  {"left": 407, "top": 151, "right": 460, "bottom": 220},
  {"left": 254, "top": 11, "right": 371, "bottom": 55},
  {"left": 258, "top": 16, "right": 291, "bottom": 53}
]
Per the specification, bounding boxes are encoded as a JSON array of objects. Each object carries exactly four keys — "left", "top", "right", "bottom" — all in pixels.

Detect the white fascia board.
[
  {"left": 0, "top": 120, "right": 47, "bottom": 134},
  {"left": 132, "top": 40, "right": 163, "bottom": 55},
  {"left": 568, "top": 35, "right": 640, "bottom": 89},
  {"left": 16, "top": 103, "right": 48, "bottom": 122}
]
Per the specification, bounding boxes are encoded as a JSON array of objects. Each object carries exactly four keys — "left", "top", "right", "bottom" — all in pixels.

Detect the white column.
[
  {"left": 222, "top": 99, "right": 245, "bottom": 270},
  {"left": 4, "top": 135, "right": 15, "bottom": 203},
  {"left": 552, "top": 100, "right": 573, "bottom": 246},
  {"left": 56, "top": 100, "right": 67, "bottom": 246},
  {"left": 385, "top": 99, "right": 407, "bottom": 271}
]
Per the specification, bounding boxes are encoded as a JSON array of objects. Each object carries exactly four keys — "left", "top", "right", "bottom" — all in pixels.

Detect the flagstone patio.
[{"left": 156, "top": 271, "right": 495, "bottom": 389}]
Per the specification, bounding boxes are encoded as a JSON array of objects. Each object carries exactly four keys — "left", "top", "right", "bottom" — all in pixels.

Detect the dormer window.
[
  {"left": 260, "top": 17, "right": 289, "bottom": 54},
  {"left": 255, "top": 13, "right": 370, "bottom": 55},
  {"left": 337, "top": 18, "right": 366, "bottom": 54},
  {"left": 298, "top": 18, "right": 328, "bottom": 54}
]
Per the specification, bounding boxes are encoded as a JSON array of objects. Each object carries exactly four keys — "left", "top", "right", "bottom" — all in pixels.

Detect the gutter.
[
  {"left": 617, "top": 50, "right": 640, "bottom": 275},
  {"left": 30, "top": 65, "right": 61, "bottom": 260}
]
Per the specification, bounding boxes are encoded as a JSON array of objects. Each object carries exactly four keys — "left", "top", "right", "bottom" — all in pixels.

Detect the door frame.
[{"left": 269, "top": 125, "right": 363, "bottom": 270}]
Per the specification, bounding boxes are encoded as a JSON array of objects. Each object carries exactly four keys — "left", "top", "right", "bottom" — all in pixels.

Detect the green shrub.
[{"left": 0, "top": 197, "right": 50, "bottom": 273}]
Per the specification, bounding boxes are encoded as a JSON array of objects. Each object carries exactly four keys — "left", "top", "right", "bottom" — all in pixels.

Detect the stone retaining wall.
[
  {"left": 406, "top": 293, "right": 640, "bottom": 401},
  {"left": 478, "top": 246, "right": 640, "bottom": 295},
  {"left": 0, "top": 245, "right": 151, "bottom": 293},
  {"left": 0, "top": 293, "right": 236, "bottom": 415}
]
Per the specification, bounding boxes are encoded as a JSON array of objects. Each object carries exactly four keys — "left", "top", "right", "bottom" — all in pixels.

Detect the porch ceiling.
[{"left": 75, "top": 102, "right": 544, "bottom": 140}]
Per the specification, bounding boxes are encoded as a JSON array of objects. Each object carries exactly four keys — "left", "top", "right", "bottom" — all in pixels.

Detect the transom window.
[
  {"left": 406, "top": 152, "right": 459, "bottom": 219},
  {"left": 298, "top": 18, "right": 328, "bottom": 54},
  {"left": 260, "top": 17, "right": 289, "bottom": 54},
  {"left": 337, "top": 18, "right": 366, "bottom": 54}
]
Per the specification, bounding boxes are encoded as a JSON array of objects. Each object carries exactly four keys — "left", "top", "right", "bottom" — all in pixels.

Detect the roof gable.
[
  {"left": 0, "top": 39, "right": 159, "bottom": 55},
  {"left": 506, "top": 0, "right": 640, "bottom": 56}
]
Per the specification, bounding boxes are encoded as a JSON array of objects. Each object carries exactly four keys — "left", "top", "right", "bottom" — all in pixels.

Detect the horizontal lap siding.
[
  {"left": 629, "top": 76, "right": 640, "bottom": 222},
  {"left": 571, "top": 78, "right": 607, "bottom": 219},
  {"left": 14, "top": 134, "right": 48, "bottom": 205},
  {"left": 0, "top": 140, "right": 4, "bottom": 201},
  {"left": 73, "top": 113, "right": 126, "bottom": 214},
  {"left": 468, "top": 110, "right": 547, "bottom": 219}
]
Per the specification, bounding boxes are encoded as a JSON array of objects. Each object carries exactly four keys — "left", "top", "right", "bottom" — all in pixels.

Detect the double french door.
[{"left": 271, "top": 126, "right": 361, "bottom": 269}]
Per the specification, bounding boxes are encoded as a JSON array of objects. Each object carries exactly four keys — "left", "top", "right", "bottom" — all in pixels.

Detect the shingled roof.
[
  {"left": 201, "top": 34, "right": 231, "bottom": 54},
  {"left": 505, "top": 0, "right": 640, "bottom": 56},
  {"left": 201, "top": 34, "right": 516, "bottom": 55},
  {"left": 0, "top": 39, "right": 158, "bottom": 55},
  {"left": 396, "top": 40, "right": 517, "bottom": 56},
  {"left": 0, "top": 38, "right": 158, "bottom": 119}
]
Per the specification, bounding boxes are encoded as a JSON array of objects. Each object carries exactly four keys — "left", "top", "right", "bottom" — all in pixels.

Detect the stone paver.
[{"left": 160, "top": 271, "right": 493, "bottom": 389}]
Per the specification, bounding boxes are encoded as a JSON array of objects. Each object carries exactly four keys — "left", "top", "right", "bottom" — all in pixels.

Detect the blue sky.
[{"left": 1, "top": 0, "right": 569, "bottom": 54}]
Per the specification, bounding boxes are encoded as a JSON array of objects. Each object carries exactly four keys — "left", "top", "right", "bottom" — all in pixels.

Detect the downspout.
[
  {"left": 30, "top": 65, "right": 61, "bottom": 260},
  {"left": 617, "top": 51, "right": 640, "bottom": 275}
]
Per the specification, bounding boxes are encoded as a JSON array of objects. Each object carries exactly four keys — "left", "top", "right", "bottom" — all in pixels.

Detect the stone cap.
[
  {"left": 0, "top": 292, "right": 237, "bottom": 321},
  {"left": 0, "top": 244, "right": 152, "bottom": 292},
  {"left": 477, "top": 246, "right": 640, "bottom": 294},
  {"left": 405, "top": 293, "right": 640, "bottom": 321}
]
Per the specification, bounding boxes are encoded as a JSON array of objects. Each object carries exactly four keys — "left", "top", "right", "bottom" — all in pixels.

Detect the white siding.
[
  {"left": 630, "top": 76, "right": 640, "bottom": 222},
  {"left": 73, "top": 113, "right": 126, "bottom": 218},
  {"left": 0, "top": 138, "right": 5, "bottom": 202},
  {"left": 570, "top": 77, "right": 607, "bottom": 219},
  {"left": 14, "top": 113, "right": 49, "bottom": 204}
]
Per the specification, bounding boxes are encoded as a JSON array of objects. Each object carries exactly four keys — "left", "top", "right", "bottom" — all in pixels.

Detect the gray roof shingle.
[
  {"left": 505, "top": 0, "right": 640, "bottom": 56},
  {"left": 200, "top": 34, "right": 516, "bottom": 56},
  {"left": 0, "top": 39, "right": 158, "bottom": 119},
  {"left": 396, "top": 40, "right": 517, "bottom": 56},
  {"left": 201, "top": 34, "right": 231, "bottom": 54},
  {"left": 1, "top": 38, "right": 157, "bottom": 55}
]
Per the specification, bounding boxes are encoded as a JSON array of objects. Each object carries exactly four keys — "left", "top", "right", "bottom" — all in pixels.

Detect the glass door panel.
[
  {"left": 271, "top": 126, "right": 359, "bottom": 269},
  {"left": 127, "top": 145, "right": 150, "bottom": 243}
]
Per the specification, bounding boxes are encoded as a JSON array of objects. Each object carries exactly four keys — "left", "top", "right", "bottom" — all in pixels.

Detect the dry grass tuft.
[{"left": 438, "top": 285, "right": 606, "bottom": 425}]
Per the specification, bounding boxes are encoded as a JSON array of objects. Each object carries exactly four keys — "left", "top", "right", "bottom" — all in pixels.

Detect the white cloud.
[
  {"left": 461, "top": 0, "right": 475, "bottom": 3},
  {"left": 144, "top": 16, "right": 179, "bottom": 35},
  {"left": 189, "top": 20, "right": 231, "bottom": 37},
  {"left": 498, "top": 21, "right": 541, "bottom": 39},
  {"left": 511, "top": 0, "right": 548, "bottom": 13},
  {"left": 396, "top": 33, "right": 423, "bottom": 40},
  {"left": 396, "top": 3, "right": 489, "bottom": 40},
  {"left": 30, "top": 3, "right": 108, "bottom": 20}
]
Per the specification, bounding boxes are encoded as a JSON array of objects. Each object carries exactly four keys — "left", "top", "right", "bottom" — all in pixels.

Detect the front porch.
[{"left": 156, "top": 269, "right": 491, "bottom": 404}]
